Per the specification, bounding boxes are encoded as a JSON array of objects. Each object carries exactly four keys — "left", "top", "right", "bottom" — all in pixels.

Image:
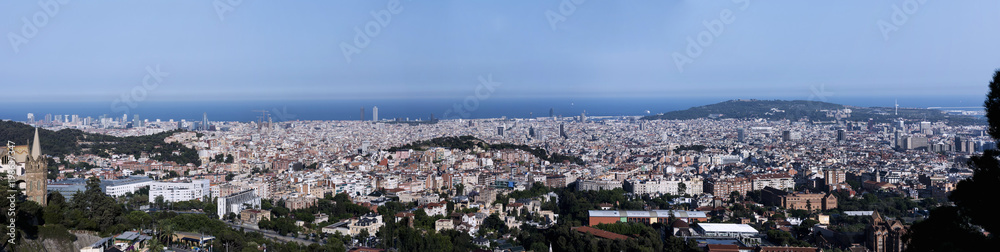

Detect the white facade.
[
  {"left": 103, "top": 176, "right": 153, "bottom": 197},
  {"left": 217, "top": 189, "right": 261, "bottom": 219},
  {"left": 628, "top": 177, "right": 703, "bottom": 196},
  {"left": 149, "top": 179, "right": 211, "bottom": 203}
]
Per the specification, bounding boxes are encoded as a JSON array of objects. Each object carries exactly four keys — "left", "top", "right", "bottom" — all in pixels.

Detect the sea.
[{"left": 0, "top": 95, "right": 986, "bottom": 122}]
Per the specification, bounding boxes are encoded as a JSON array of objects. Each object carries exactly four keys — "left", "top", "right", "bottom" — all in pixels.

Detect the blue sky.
[{"left": 1, "top": 0, "right": 999, "bottom": 102}]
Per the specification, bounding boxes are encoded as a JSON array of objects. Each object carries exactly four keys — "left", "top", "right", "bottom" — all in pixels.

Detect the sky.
[{"left": 1, "top": 0, "right": 999, "bottom": 103}]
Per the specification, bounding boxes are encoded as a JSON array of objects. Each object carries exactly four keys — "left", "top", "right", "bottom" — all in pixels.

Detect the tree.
[
  {"left": 677, "top": 182, "right": 687, "bottom": 196},
  {"left": 908, "top": 70, "right": 1000, "bottom": 249},
  {"left": 155, "top": 195, "right": 165, "bottom": 209}
]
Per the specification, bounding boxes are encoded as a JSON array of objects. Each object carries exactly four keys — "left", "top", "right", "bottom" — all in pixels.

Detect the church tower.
[{"left": 24, "top": 128, "right": 47, "bottom": 206}]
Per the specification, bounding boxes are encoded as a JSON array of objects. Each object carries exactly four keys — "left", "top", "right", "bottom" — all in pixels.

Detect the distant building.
[
  {"left": 760, "top": 187, "right": 837, "bottom": 211},
  {"left": 217, "top": 189, "right": 261, "bottom": 219},
  {"left": 782, "top": 130, "right": 800, "bottom": 142},
  {"left": 0, "top": 129, "right": 49, "bottom": 206},
  {"left": 836, "top": 129, "right": 846, "bottom": 142},
  {"left": 706, "top": 177, "right": 752, "bottom": 197},
  {"left": 867, "top": 211, "right": 908, "bottom": 252},
  {"left": 240, "top": 209, "right": 271, "bottom": 225},
  {"left": 101, "top": 176, "right": 154, "bottom": 197},
  {"left": 823, "top": 169, "right": 846, "bottom": 191},
  {"left": 149, "top": 179, "right": 211, "bottom": 203},
  {"left": 588, "top": 210, "right": 708, "bottom": 226},
  {"left": 372, "top": 106, "right": 379, "bottom": 122},
  {"left": 577, "top": 180, "right": 622, "bottom": 191},
  {"left": 693, "top": 223, "right": 759, "bottom": 238},
  {"left": 749, "top": 174, "right": 794, "bottom": 191},
  {"left": 350, "top": 213, "right": 384, "bottom": 236}
]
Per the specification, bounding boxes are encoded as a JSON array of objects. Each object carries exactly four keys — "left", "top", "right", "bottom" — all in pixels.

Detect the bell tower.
[{"left": 24, "top": 128, "right": 47, "bottom": 206}]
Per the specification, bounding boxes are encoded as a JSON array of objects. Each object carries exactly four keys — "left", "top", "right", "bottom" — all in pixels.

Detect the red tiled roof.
[{"left": 572, "top": 226, "right": 631, "bottom": 240}]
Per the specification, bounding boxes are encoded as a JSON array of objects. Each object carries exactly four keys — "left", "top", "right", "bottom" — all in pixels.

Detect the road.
[{"left": 225, "top": 222, "right": 320, "bottom": 246}]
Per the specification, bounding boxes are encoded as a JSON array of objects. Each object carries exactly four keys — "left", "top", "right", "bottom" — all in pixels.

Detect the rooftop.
[{"left": 695, "top": 223, "right": 759, "bottom": 234}]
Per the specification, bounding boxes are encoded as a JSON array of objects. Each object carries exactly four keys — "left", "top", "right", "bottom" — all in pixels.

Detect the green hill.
[
  {"left": 641, "top": 99, "right": 985, "bottom": 125},
  {"left": 0, "top": 120, "right": 201, "bottom": 166},
  {"left": 389, "top": 135, "right": 584, "bottom": 165}
]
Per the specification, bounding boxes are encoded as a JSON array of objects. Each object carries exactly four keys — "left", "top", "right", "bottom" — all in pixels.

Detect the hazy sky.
[{"left": 2, "top": 0, "right": 998, "bottom": 102}]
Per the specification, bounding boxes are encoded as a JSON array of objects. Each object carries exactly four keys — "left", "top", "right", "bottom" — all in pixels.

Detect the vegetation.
[
  {"left": 641, "top": 99, "right": 984, "bottom": 126},
  {"left": 0, "top": 120, "right": 201, "bottom": 166},
  {"left": 906, "top": 70, "right": 1000, "bottom": 250},
  {"left": 388, "top": 135, "right": 585, "bottom": 165}
]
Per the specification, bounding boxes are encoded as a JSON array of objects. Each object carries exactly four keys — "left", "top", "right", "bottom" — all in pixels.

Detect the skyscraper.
[
  {"left": 373, "top": 106, "right": 379, "bottom": 122},
  {"left": 920, "top": 121, "right": 932, "bottom": 135},
  {"left": 529, "top": 126, "right": 536, "bottom": 138},
  {"left": 497, "top": 126, "right": 504, "bottom": 136},
  {"left": 26, "top": 113, "right": 34, "bottom": 124},
  {"left": 737, "top": 128, "right": 747, "bottom": 142},
  {"left": 955, "top": 136, "right": 967, "bottom": 153},
  {"left": 203, "top": 113, "right": 209, "bottom": 131},
  {"left": 836, "top": 129, "right": 846, "bottom": 142},
  {"left": 549, "top": 108, "right": 554, "bottom": 118},
  {"left": 560, "top": 124, "right": 567, "bottom": 139}
]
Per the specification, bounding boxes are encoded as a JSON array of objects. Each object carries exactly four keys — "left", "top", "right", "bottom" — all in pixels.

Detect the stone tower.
[{"left": 24, "top": 128, "right": 47, "bottom": 206}]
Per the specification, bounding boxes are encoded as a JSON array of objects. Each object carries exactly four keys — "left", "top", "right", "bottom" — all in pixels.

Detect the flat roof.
[
  {"left": 844, "top": 211, "right": 874, "bottom": 216},
  {"left": 589, "top": 210, "right": 707, "bottom": 219},
  {"left": 625, "top": 211, "right": 651, "bottom": 217},
  {"left": 695, "top": 223, "right": 759, "bottom": 234},
  {"left": 588, "top": 210, "right": 622, "bottom": 217}
]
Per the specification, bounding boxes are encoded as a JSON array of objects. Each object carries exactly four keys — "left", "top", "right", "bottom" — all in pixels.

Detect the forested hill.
[
  {"left": 388, "top": 135, "right": 584, "bottom": 165},
  {"left": 641, "top": 99, "right": 985, "bottom": 125},
  {"left": 0, "top": 120, "right": 201, "bottom": 166}
]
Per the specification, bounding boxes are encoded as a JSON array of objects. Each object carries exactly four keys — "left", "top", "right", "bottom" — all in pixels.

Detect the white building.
[
  {"left": 102, "top": 176, "right": 153, "bottom": 197},
  {"left": 693, "top": 223, "right": 759, "bottom": 238},
  {"left": 149, "top": 179, "right": 211, "bottom": 203},
  {"left": 217, "top": 189, "right": 261, "bottom": 219},
  {"left": 627, "top": 177, "right": 704, "bottom": 196}
]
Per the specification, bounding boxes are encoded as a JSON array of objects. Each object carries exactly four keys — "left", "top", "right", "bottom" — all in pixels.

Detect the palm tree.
[{"left": 159, "top": 224, "right": 175, "bottom": 248}]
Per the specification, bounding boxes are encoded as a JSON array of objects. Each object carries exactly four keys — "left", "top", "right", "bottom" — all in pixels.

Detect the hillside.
[
  {"left": 389, "top": 135, "right": 584, "bottom": 165},
  {"left": 641, "top": 99, "right": 985, "bottom": 125},
  {"left": 0, "top": 120, "right": 201, "bottom": 166}
]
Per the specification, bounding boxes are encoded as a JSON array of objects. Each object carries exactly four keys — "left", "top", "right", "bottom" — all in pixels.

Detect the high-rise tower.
[{"left": 373, "top": 106, "right": 379, "bottom": 122}]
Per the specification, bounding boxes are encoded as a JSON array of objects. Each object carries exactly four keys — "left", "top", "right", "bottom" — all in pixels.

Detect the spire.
[{"left": 31, "top": 128, "right": 41, "bottom": 159}]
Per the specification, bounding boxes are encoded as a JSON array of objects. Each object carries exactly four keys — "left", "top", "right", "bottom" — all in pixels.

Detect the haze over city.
[{"left": 1, "top": 1, "right": 1000, "bottom": 252}]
